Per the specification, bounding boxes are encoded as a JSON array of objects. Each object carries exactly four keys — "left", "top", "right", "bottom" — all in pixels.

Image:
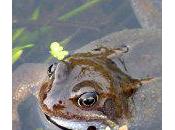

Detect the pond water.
[
  {"left": 12, "top": 1, "right": 162, "bottom": 130},
  {"left": 13, "top": 0, "right": 140, "bottom": 70}
]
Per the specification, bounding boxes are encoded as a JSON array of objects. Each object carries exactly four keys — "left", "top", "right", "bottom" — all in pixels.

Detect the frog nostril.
[
  {"left": 58, "top": 100, "right": 62, "bottom": 104},
  {"left": 87, "top": 126, "right": 96, "bottom": 130}
]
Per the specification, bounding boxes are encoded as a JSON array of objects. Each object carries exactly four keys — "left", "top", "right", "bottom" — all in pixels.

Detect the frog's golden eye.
[
  {"left": 47, "top": 63, "right": 57, "bottom": 78},
  {"left": 78, "top": 92, "right": 98, "bottom": 107}
]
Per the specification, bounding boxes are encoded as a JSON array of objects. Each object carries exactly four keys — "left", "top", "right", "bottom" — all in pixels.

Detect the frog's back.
[{"left": 76, "top": 29, "right": 161, "bottom": 78}]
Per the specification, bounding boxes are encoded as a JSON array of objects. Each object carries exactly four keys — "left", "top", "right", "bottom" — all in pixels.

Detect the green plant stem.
[{"left": 58, "top": 0, "right": 105, "bottom": 22}]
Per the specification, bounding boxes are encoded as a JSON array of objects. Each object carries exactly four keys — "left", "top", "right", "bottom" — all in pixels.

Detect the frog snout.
[
  {"left": 53, "top": 98, "right": 67, "bottom": 109},
  {"left": 55, "top": 94, "right": 68, "bottom": 106}
]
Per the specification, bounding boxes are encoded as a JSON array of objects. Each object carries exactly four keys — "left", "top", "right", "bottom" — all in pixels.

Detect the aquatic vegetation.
[
  {"left": 12, "top": 26, "right": 53, "bottom": 64},
  {"left": 58, "top": 0, "right": 105, "bottom": 21},
  {"left": 18, "top": 26, "right": 52, "bottom": 44},
  {"left": 12, "top": 50, "right": 23, "bottom": 64},
  {"left": 31, "top": 7, "right": 40, "bottom": 21},
  {"left": 35, "top": 128, "right": 43, "bottom": 130},
  {"left": 46, "top": 30, "right": 80, "bottom": 62},
  {"left": 12, "top": 28, "right": 25, "bottom": 42},
  {"left": 12, "top": 0, "right": 134, "bottom": 65},
  {"left": 59, "top": 34, "right": 75, "bottom": 47},
  {"left": 12, "top": 44, "right": 34, "bottom": 64},
  {"left": 49, "top": 42, "right": 68, "bottom": 60}
]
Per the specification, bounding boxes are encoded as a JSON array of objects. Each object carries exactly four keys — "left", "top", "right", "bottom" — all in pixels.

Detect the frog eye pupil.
[
  {"left": 47, "top": 63, "right": 57, "bottom": 78},
  {"left": 83, "top": 97, "right": 95, "bottom": 106},
  {"left": 78, "top": 92, "right": 98, "bottom": 107}
]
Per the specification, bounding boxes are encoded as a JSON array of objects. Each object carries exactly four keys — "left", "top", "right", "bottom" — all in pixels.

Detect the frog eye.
[
  {"left": 47, "top": 63, "right": 57, "bottom": 78},
  {"left": 78, "top": 92, "right": 98, "bottom": 107}
]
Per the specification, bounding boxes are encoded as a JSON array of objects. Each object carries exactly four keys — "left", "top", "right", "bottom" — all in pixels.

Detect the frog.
[{"left": 12, "top": 0, "right": 161, "bottom": 130}]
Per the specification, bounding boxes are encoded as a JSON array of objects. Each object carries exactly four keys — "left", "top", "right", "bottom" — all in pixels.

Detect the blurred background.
[{"left": 12, "top": 0, "right": 141, "bottom": 70}]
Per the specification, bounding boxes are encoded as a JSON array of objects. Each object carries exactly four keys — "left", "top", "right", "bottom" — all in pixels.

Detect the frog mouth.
[
  {"left": 45, "top": 114, "right": 109, "bottom": 130},
  {"left": 45, "top": 114, "right": 71, "bottom": 130}
]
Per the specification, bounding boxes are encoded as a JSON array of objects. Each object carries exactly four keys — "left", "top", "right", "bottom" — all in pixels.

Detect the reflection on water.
[{"left": 13, "top": 0, "right": 140, "bottom": 69}]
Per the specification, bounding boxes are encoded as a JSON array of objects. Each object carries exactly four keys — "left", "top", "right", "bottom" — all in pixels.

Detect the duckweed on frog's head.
[{"left": 50, "top": 42, "right": 69, "bottom": 60}]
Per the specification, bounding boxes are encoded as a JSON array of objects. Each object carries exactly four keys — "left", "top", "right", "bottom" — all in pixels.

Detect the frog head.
[{"left": 39, "top": 47, "right": 141, "bottom": 130}]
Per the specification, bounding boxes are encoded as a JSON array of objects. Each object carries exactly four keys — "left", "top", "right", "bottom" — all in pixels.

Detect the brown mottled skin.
[{"left": 39, "top": 47, "right": 141, "bottom": 124}]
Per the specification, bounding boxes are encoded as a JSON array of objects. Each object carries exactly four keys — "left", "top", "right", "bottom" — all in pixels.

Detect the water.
[
  {"left": 13, "top": 0, "right": 140, "bottom": 70},
  {"left": 13, "top": 1, "right": 162, "bottom": 130}
]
